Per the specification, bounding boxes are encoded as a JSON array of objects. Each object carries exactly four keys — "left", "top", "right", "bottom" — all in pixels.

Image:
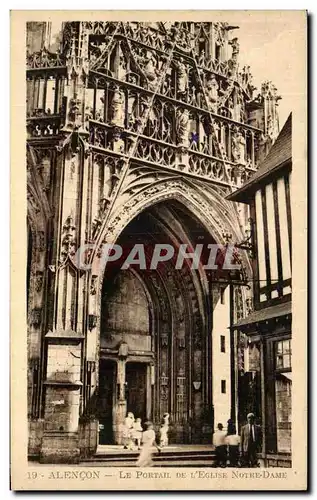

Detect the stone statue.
[
  {"left": 143, "top": 51, "right": 158, "bottom": 79},
  {"left": 175, "top": 58, "right": 188, "bottom": 95},
  {"left": 230, "top": 37, "right": 240, "bottom": 62},
  {"left": 176, "top": 108, "right": 190, "bottom": 146},
  {"left": 232, "top": 130, "right": 246, "bottom": 164},
  {"left": 110, "top": 89, "right": 124, "bottom": 127},
  {"left": 205, "top": 76, "right": 218, "bottom": 112},
  {"left": 198, "top": 50, "right": 206, "bottom": 67}
]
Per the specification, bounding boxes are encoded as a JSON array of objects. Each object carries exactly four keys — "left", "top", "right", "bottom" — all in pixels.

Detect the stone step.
[
  {"left": 81, "top": 448, "right": 216, "bottom": 466},
  {"left": 89, "top": 452, "right": 216, "bottom": 460},
  {"left": 80, "top": 460, "right": 216, "bottom": 467}
]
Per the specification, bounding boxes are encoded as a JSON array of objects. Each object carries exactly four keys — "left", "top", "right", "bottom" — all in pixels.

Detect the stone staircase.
[{"left": 80, "top": 445, "right": 217, "bottom": 467}]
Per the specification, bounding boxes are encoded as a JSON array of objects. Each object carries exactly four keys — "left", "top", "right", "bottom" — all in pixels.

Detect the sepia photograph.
[{"left": 10, "top": 10, "right": 307, "bottom": 490}]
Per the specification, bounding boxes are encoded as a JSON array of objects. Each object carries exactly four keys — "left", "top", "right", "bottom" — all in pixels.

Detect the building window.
[
  {"left": 276, "top": 339, "right": 291, "bottom": 370},
  {"left": 221, "top": 380, "right": 226, "bottom": 394},
  {"left": 275, "top": 339, "right": 292, "bottom": 453},
  {"left": 220, "top": 335, "right": 226, "bottom": 353}
]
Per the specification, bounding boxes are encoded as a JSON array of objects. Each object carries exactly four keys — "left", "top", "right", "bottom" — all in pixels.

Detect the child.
[
  {"left": 122, "top": 412, "right": 134, "bottom": 450},
  {"left": 136, "top": 421, "right": 161, "bottom": 467},
  {"left": 225, "top": 424, "right": 241, "bottom": 467},
  {"left": 159, "top": 413, "right": 170, "bottom": 448},
  {"left": 212, "top": 423, "right": 227, "bottom": 467},
  {"left": 133, "top": 417, "right": 143, "bottom": 450}
]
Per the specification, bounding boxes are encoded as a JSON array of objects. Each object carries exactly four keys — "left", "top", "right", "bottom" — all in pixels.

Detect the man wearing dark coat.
[{"left": 240, "top": 413, "right": 262, "bottom": 467}]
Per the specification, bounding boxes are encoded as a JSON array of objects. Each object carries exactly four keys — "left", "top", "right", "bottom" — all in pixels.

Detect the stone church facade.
[{"left": 26, "top": 21, "right": 280, "bottom": 462}]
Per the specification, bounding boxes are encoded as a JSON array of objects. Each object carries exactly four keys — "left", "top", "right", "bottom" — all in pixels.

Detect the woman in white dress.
[
  {"left": 122, "top": 412, "right": 134, "bottom": 450},
  {"left": 159, "top": 413, "right": 170, "bottom": 448},
  {"left": 136, "top": 421, "right": 161, "bottom": 467}
]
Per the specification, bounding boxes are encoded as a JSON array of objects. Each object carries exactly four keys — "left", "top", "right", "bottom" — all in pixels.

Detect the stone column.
[{"left": 114, "top": 343, "right": 129, "bottom": 444}]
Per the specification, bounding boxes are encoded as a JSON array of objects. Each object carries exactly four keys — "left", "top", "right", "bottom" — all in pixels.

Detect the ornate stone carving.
[
  {"left": 36, "top": 231, "right": 45, "bottom": 252},
  {"left": 231, "top": 130, "right": 246, "bottom": 164},
  {"left": 27, "top": 188, "right": 40, "bottom": 215},
  {"left": 176, "top": 108, "right": 190, "bottom": 147},
  {"left": 61, "top": 216, "right": 76, "bottom": 259},
  {"left": 229, "top": 37, "right": 239, "bottom": 64},
  {"left": 205, "top": 76, "right": 219, "bottom": 112},
  {"left": 29, "top": 308, "right": 42, "bottom": 327},
  {"left": 175, "top": 58, "right": 188, "bottom": 96},
  {"left": 160, "top": 373, "right": 169, "bottom": 401},
  {"left": 161, "top": 334, "right": 168, "bottom": 347},
  {"left": 110, "top": 88, "right": 125, "bottom": 127},
  {"left": 35, "top": 270, "right": 44, "bottom": 293},
  {"left": 143, "top": 50, "right": 159, "bottom": 89},
  {"left": 68, "top": 97, "right": 82, "bottom": 129},
  {"left": 90, "top": 275, "right": 98, "bottom": 295}
]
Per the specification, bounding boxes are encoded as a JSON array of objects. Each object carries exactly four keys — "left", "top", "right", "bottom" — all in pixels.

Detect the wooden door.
[{"left": 126, "top": 363, "right": 147, "bottom": 422}]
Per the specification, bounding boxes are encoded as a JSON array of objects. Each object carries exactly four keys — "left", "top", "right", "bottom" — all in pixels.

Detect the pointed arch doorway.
[{"left": 97, "top": 199, "right": 236, "bottom": 444}]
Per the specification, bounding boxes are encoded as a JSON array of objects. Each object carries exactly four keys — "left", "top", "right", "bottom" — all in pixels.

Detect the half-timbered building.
[{"left": 228, "top": 113, "right": 292, "bottom": 467}]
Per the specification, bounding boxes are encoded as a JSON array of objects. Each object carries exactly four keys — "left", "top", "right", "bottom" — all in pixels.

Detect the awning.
[{"left": 231, "top": 300, "right": 292, "bottom": 328}]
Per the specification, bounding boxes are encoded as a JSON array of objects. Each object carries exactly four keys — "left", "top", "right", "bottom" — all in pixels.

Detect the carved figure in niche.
[
  {"left": 38, "top": 155, "right": 51, "bottom": 191},
  {"left": 229, "top": 37, "right": 240, "bottom": 62},
  {"left": 143, "top": 51, "right": 159, "bottom": 86},
  {"left": 176, "top": 108, "right": 190, "bottom": 147},
  {"left": 227, "top": 96, "right": 234, "bottom": 118},
  {"left": 111, "top": 127, "right": 125, "bottom": 153},
  {"left": 110, "top": 89, "right": 125, "bottom": 127},
  {"left": 231, "top": 130, "right": 246, "bottom": 164},
  {"left": 177, "top": 28, "right": 190, "bottom": 49},
  {"left": 232, "top": 94, "right": 242, "bottom": 122},
  {"left": 140, "top": 25, "right": 149, "bottom": 43},
  {"left": 198, "top": 50, "right": 206, "bottom": 67},
  {"left": 175, "top": 57, "right": 188, "bottom": 95},
  {"left": 61, "top": 215, "right": 76, "bottom": 258},
  {"left": 68, "top": 97, "right": 82, "bottom": 128},
  {"left": 205, "top": 76, "right": 219, "bottom": 112}
]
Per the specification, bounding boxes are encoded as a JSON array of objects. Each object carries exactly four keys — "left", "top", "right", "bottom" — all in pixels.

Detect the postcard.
[{"left": 11, "top": 10, "right": 307, "bottom": 490}]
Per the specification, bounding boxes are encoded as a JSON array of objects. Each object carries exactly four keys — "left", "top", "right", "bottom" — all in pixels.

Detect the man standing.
[
  {"left": 240, "top": 413, "right": 262, "bottom": 467},
  {"left": 212, "top": 423, "right": 227, "bottom": 467}
]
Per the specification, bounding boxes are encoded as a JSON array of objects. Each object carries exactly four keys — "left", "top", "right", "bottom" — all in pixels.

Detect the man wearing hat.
[{"left": 240, "top": 413, "right": 262, "bottom": 467}]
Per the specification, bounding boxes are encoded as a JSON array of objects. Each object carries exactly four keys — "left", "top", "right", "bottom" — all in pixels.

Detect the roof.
[
  {"left": 231, "top": 300, "right": 291, "bottom": 329},
  {"left": 227, "top": 113, "right": 292, "bottom": 203}
]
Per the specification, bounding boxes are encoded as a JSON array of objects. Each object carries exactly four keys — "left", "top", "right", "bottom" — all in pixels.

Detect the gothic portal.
[
  {"left": 26, "top": 20, "right": 280, "bottom": 462},
  {"left": 98, "top": 201, "right": 228, "bottom": 445}
]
